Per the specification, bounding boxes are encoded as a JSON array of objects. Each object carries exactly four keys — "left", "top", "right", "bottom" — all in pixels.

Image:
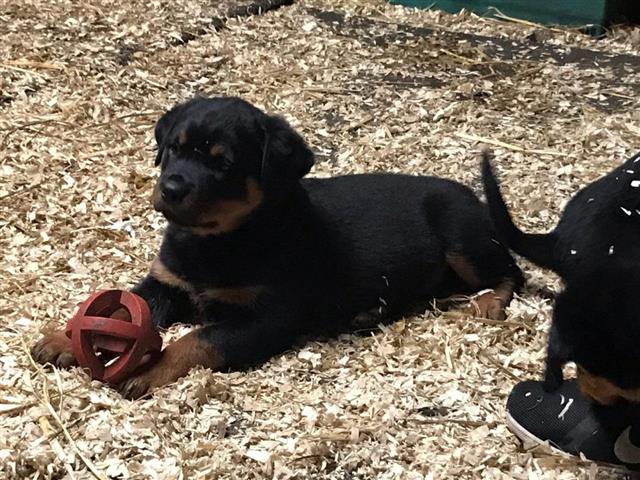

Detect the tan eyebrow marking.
[
  {"left": 192, "top": 177, "right": 264, "bottom": 235},
  {"left": 209, "top": 144, "right": 225, "bottom": 156}
]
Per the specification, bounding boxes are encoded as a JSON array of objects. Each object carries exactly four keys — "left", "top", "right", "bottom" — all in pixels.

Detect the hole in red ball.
[
  {"left": 92, "top": 333, "right": 131, "bottom": 353},
  {"left": 91, "top": 333, "right": 134, "bottom": 368}
]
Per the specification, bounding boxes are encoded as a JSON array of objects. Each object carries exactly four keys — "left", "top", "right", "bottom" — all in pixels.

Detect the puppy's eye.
[{"left": 207, "top": 157, "right": 233, "bottom": 174}]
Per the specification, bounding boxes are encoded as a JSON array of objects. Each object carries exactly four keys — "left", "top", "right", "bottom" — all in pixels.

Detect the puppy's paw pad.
[
  {"left": 117, "top": 361, "right": 175, "bottom": 400},
  {"left": 119, "top": 375, "right": 154, "bottom": 400}
]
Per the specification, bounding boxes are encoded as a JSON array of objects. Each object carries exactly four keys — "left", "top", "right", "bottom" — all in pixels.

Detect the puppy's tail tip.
[
  {"left": 480, "top": 150, "right": 516, "bottom": 238},
  {"left": 481, "top": 151, "right": 559, "bottom": 271},
  {"left": 479, "top": 145, "right": 493, "bottom": 160}
]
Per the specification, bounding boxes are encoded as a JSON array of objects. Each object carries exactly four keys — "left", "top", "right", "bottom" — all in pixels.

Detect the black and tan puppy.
[
  {"left": 482, "top": 150, "right": 640, "bottom": 405},
  {"left": 32, "top": 97, "right": 523, "bottom": 398}
]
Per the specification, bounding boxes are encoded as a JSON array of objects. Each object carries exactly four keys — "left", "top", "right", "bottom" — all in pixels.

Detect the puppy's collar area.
[{"left": 170, "top": 219, "right": 219, "bottom": 229}]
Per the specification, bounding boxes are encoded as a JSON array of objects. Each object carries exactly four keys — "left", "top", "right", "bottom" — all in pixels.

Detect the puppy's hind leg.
[
  {"left": 426, "top": 187, "right": 524, "bottom": 320},
  {"left": 446, "top": 250, "right": 523, "bottom": 320},
  {"left": 543, "top": 322, "right": 570, "bottom": 392}
]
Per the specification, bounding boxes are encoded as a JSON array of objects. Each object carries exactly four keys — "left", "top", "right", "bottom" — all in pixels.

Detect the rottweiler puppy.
[
  {"left": 482, "top": 150, "right": 640, "bottom": 405},
  {"left": 32, "top": 97, "right": 523, "bottom": 399}
]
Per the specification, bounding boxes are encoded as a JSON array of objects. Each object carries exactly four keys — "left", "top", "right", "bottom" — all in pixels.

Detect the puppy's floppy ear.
[
  {"left": 154, "top": 103, "right": 186, "bottom": 166},
  {"left": 261, "top": 115, "right": 314, "bottom": 182}
]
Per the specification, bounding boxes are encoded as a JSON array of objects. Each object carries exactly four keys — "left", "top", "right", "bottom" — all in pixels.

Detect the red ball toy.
[{"left": 65, "top": 290, "right": 162, "bottom": 384}]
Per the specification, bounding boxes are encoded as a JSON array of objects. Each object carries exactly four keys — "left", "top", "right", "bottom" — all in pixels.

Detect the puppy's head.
[{"left": 152, "top": 96, "right": 314, "bottom": 235}]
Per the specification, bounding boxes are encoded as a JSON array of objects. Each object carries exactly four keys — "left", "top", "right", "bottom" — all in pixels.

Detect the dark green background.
[{"left": 390, "top": 0, "right": 640, "bottom": 28}]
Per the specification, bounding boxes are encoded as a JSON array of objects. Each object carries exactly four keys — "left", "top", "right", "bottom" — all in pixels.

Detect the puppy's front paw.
[
  {"left": 118, "top": 360, "right": 178, "bottom": 399},
  {"left": 117, "top": 330, "right": 224, "bottom": 399},
  {"left": 466, "top": 290, "right": 506, "bottom": 320},
  {"left": 31, "top": 330, "right": 77, "bottom": 368}
]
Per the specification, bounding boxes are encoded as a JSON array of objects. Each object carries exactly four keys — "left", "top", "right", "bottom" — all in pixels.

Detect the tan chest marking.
[
  {"left": 578, "top": 365, "right": 640, "bottom": 405},
  {"left": 150, "top": 257, "right": 264, "bottom": 306}
]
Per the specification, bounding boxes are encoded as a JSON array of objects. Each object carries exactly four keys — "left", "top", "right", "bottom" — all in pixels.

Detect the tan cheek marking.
[
  {"left": 152, "top": 181, "right": 162, "bottom": 205},
  {"left": 150, "top": 257, "right": 194, "bottom": 293},
  {"left": 191, "top": 177, "right": 264, "bottom": 236},
  {"left": 198, "top": 286, "right": 265, "bottom": 305},
  {"left": 209, "top": 144, "right": 225, "bottom": 156},
  {"left": 178, "top": 130, "right": 188, "bottom": 146},
  {"left": 577, "top": 365, "right": 640, "bottom": 405},
  {"left": 620, "top": 389, "right": 640, "bottom": 402}
]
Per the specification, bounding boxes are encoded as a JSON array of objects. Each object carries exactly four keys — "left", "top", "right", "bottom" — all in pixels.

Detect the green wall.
[{"left": 391, "top": 0, "right": 607, "bottom": 27}]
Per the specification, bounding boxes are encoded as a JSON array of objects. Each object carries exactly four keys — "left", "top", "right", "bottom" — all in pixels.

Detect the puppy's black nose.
[{"left": 161, "top": 175, "right": 190, "bottom": 203}]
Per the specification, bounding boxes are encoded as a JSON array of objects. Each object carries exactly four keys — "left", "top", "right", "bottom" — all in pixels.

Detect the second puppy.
[{"left": 482, "top": 150, "right": 640, "bottom": 404}]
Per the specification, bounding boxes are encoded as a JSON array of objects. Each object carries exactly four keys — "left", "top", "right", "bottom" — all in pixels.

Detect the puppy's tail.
[{"left": 481, "top": 150, "right": 559, "bottom": 271}]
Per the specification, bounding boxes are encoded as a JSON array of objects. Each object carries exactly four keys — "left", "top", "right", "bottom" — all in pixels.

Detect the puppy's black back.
[
  {"left": 303, "top": 174, "right": 515, "bottom": 316},
  {"left": 551, "top": 153, "right": 640, "bottom": 277}
]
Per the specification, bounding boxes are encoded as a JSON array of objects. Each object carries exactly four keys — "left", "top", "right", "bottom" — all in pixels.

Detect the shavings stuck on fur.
[{"left": 1, "top": 0, "right": 639, "bottom": 478}]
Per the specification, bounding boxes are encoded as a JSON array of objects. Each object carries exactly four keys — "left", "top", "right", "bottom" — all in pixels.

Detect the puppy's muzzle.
[{"left": 160, "top": 174, "right": 192, "bottom": 204}]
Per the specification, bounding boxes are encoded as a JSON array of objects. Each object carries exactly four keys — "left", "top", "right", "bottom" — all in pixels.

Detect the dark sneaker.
[{"left": 506, "top": 379, "right": 640, "bottom": 470}]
